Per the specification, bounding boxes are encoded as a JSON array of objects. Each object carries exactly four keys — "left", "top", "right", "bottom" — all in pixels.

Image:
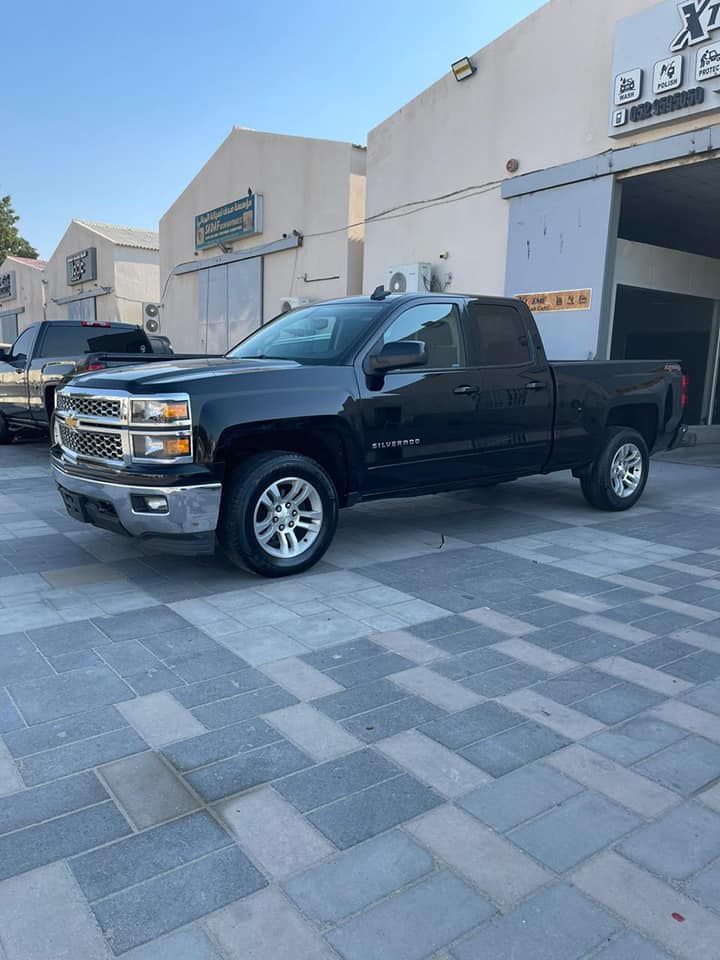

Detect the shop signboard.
[
  {"left": 610, "top": 0, "right": 720, "bottom": 137},
  {"left": 195, "top": 194, "right": 264, "bottom": 250},
  {"left": 66, "top": 248, "right": 97, "bottom": 286},
  {"left": 516, "top": 289, "right": 592, "bottom": 313},
  {"left": 0, "top": 271, "right": 16, "bottom": 302}
]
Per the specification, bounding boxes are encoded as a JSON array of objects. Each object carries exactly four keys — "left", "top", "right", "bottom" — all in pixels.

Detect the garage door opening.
[{"left": 612, "top": 158, "right": 720, "bottom": 426}]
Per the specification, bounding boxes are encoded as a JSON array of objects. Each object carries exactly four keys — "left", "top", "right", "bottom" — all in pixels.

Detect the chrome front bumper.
[{"left": 52, "top": 462, "right": 222, "bottom": 542}]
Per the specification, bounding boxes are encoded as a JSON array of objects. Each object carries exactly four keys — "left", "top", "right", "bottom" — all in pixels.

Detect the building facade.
[
  {"left": 160, "top": 128, "right": 366, "bottom": 353},
  {"left": 364, "top": 0, "right": 720, "bottom": 426},
  {"left": 0, "top": 256, "right": 46, "bottom": 340},
  {"left": 43, "top": 220, "right": 159, "bottom": 328}
]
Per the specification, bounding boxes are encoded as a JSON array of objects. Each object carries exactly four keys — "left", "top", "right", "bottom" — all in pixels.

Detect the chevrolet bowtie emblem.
[{"left": 65, "top": 415, "right": 79, "bottom": 430}]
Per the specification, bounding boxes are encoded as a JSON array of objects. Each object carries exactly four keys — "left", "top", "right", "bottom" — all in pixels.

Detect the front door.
[
  {"left": 0, "top": 326, "right": 37, "bottom": 422},
  {"left": 357, "top": 300, "right": 483, "bottom": 494},
  {"left": 462, "top": 299, "right": 553, "bottom": 476}
]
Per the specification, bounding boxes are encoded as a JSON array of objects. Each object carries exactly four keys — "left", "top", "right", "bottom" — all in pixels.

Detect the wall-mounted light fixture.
[{"left": 451, "top": 57, "right": 476, "bottom": 82}]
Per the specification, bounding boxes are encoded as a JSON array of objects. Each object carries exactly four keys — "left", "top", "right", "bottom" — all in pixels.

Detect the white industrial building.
[{"left": 0, "top": 256, "right": 46, "bottom": 339}]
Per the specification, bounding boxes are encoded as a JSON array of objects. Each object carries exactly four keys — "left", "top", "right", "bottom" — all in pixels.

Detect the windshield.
[{"left": 227, "top": 302, "right": 386, "bottom": 364}]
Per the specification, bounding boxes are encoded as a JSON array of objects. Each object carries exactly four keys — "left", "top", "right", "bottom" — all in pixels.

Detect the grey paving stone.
[
  {"left": 70, "top": 810, "right": 230, "bottom": 901},
  {"left": 163, "top": 646, "right": 250, "bottom": 683},
  {"left": 325, "top": 652, "right": 413, "bottom": 687},
  {"left": 407, "top": 615, "right": 476, "bottom": 640},
  {"left": 185, "top": 738, "right": 313, "bottom": 801},
  {"left": 2, "top": 705, "right": 127, "bottom": 758},
  {"left": 458, "top": 762, "right": 583, "bottom": 833},
  {"left": 96, "top": 640, "right": 163, "bottom": 676},
  {"left": 205, "top": 885, "right": 338, "bottom": 960},
  {"left": 326, "top": 869, "right": 495, "bottom": 960},
  {"left": 0, "top": 632, "right": 52, "bottom": 682},
  {"left": 431, "top": 626, "right": 508, "bottom": 654},
  {"left": 460, "top": 721, "right": 571, "bottom": 777},
  {"left": 592, "top": 933, "right": 671, "bottom": 960},
  {"left": 0, "top": 861, "right": 113, "bottom": 960},
  {"left": 260, "top": 657, "right": 343, "bottom": 699},
  {"left": 141, "top": 626, "right": 220, "bottom": 660},
  {"left": 341, "top": 694, "right": 445, "bottom": 743},
  {"left": 0, "top": 688, "right": 24, "bottom": 734},
  {"left": 686, "top": 859, "right": 720, "bottom": 912},
  {"left": 684, "top": 677, "right": 720, "bottom": 715},
  {"left": 462, "top": 661, "right": 548, "bottom": 697},
  {"left": 265, "top": 703, "right": 362, "bottom": 761},
  {"left": 662, "top": 650, "right": 720, "bottom": 682},
  {"left": 118, "top": 691, "right": 205, "bottom": 747},
  {"left": 275, "top": 748, "right": 398, "bottom": 812},
  {"left": 308, "top": 772, "right": 442, "bottom": 848},
  {"left": 17, "top": 727, "right": 148, "bottom": 786},
  {"left": 0, "top": 799, "right": 131, "bottom": 881},
  {"left": 636, "top": 735, "right": 720, "bottom": 796},
  {"left": 585, "top": 716, "right": 688, "bottom": 765},
  {"left": 90, "top": 845, "right": 266, "bottom": 955},
  {"left": 100, "top": 752, "right": 199, "bottom": 830},
  {"left": 555, "top": 631, "right": 635, "bottom": 663},
  {"left": 283, "top": 829, "right": 434, "bottom": 924},
  {"left": 533, "top": 667, "right": 619, "bottom": 705},
  {"left": 573, "top": 682, "right": 664, "bottom": 724},
  {"left": 420, "top": 700, "right": 525, "bottom": 750},
  {"left": 191, "top": 685, "right": 298, "bottom": 729},
  {"left": 524, "top": 621, "right": 596, "bottom": 649},
  {"left": 300, "top": 637, "right": 385, "bottom": 671},
  {"left": 125, "top": 665, "right": 185, "bottom": 695},
  {"left": 0, "top": 770, "right": 107, "bottom": 835},
  {"left": 162, "top": 719, "right": 281, "bottom": 771},
  {"left": 312, "top": 678, "right": 407, "bottom": 720},
  {"left": 375, "top": 729, "right": 492, "bottom": 797},
  {"left": 430, "top": 648, "right": 511, "bottom": 680},
  {"left": 8, "top": 665, "right": 133, "bottom": 725},
  {"left": 122, "top": 926, "right": 222, "bottom": 960},
  {"left": 452, "top": 883, "right": 621, "bottom": 960},
  {"left": 509, "top": 792, "right": 641, "bottom": 873},
  {"left": 91, "top": 605, "right": 188, "bottom": 642},
  {"left": 27, "top": 619, "right": 110, "bottom": 656},
  {"left": 172, "top": 668, "right": 272, "bottom": 708},
  {"left": 620, "top": 802, "right": 720, "bottom": 880},
  {"left": 47, "top": 648, "right": 103, "bottom": 672}
]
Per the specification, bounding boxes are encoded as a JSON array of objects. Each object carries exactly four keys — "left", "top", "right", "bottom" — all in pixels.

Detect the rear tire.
[
  {"left": 580, "top": 427, "right": 649, "bottom": 512},
  {"left": 217, "top": 451, "right": 339, "bottom": 577},
  {"left": 0, "top": 413, "right": 14, "bottom": 445}
]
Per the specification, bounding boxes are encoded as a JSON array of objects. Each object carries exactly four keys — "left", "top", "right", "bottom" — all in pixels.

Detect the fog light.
[{"left": 131, "top": 494, "right": 169, "bottom": 514}]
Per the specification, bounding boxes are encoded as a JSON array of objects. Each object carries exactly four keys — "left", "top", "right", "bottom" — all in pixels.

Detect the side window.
[
  {"left": 10, "top": 327, "right": 36, "bottom": 362},
  {"left": 380, "top": 303, "right": 465, "bottom": 369},
  {"left": 38, "top": 326, "right": 91, "bottom": 358},
  {"left": 465, "top": 302, "right": 531, "bottom": 366}
]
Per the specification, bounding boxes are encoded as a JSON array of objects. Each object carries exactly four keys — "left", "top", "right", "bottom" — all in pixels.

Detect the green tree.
[{"left": 0, "top": 195, "right": 38, "bottom": 262}]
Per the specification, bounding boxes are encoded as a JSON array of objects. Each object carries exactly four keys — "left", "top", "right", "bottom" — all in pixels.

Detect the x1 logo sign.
[{"left": 671, "top": 0, "right": 720, "bottom": 51}]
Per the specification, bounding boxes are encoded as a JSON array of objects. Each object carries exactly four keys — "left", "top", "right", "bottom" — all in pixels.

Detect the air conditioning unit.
[
  {"left": 388, "top": 263, "right": 432, "bottom": 294},
  {"left": 142, "top": 302, "right": 161, "bottom": 334},
  {"left": 279, "top": 296, "right": 311, "bottom": 314}
]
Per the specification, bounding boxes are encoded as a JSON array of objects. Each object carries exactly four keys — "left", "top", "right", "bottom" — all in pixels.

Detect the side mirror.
[
  {"left": 0, "top": 348, "right": 7, "bottom": 362},
  {"left": 366, "top": 340, "right": 428, "bottom": 374}
]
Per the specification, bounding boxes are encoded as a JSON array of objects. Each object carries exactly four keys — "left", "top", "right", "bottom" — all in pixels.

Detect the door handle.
[
  {"left": 454, "top": 385, "right": 479, "bottom": 396},
  {"left": 524, "top": 381, "right": 547, "bottom": 391}
]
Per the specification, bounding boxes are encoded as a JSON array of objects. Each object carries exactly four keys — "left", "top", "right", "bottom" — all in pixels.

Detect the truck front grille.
[
  {"left": 58, "top": 423, "right": 124, "bottom": 462},
  {"left": 56, "top": 393, "right": 122, "bottom": 420}
]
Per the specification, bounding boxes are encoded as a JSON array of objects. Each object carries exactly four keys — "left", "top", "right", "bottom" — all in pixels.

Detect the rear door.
[
  {"left": 356, "top": 299, "right": 485, "bottom": 493},
  {"left": 0, "top": 326, "right": 37, "bottom": 422},
  {"left": 461, "top": 299, "right": 553, "bottom": 476}
]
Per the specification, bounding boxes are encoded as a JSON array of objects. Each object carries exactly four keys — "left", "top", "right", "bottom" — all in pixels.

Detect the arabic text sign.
[
  {"left": 517, "top": 289, "right": 593, "bottom": 313},
  {"left": 195, "top": 195, "right": 264, "bottom": 250}
]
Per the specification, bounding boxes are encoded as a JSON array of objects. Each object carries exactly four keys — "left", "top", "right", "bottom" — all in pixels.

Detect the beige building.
[
  {"left": 44, "top": 220, "right": 159, "bottom": 328},
  {"left": 364, "top": 0, "right": 720, "bottom": 427},
  {"left": 0, "top": 256, "right": 46, "bottom": 340},
  {"left": 160, "top": 128, "right": 366, "bottom": 353}
]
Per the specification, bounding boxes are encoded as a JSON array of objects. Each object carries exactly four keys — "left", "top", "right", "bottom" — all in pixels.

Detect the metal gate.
[{"left": 197, "top": 257, "right": 263, "bottom": 354}]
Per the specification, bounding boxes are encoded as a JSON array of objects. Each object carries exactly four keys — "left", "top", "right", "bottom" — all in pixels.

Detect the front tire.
[
  {"left": 0, "top": 413, "right": 14, "bottom": 445},
  {"left": 218, "top": 451, "right": 339, "bottom": 577},
  {"left": 580, "top": 427, "right": 649, "bottom": 511}
]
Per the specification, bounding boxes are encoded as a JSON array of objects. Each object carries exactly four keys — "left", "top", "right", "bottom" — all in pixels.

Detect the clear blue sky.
[{"left": 6, "top": 0, "right": 544, "bottom": 259}]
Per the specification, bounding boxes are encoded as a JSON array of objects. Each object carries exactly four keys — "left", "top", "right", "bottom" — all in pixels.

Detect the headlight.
[
  {"left": 132, "top": 434, "right": 192, "bottom": 460},
  {"left": 131, "top": 398, "right": 189, "bottom": 424}
]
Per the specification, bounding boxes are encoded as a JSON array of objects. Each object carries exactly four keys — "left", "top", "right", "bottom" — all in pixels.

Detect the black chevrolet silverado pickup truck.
[{"left": 50, "top": 292, "right": 687, "bottom": 577}]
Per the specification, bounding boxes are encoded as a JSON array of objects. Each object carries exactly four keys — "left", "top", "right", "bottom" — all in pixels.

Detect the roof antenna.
[{"left": 371, "top": 285, "right": 390, "bottom": 301}]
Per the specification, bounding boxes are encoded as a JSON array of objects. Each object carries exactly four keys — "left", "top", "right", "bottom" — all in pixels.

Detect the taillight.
[
  {"left": 681, "top": 375, "right": 689, "bottom": 409},
  {"left": 81, "top": 321, "right": 111, "bottom": 327},
  {"left": 86, "top": 361, "right": 107, "bottom": 371}
]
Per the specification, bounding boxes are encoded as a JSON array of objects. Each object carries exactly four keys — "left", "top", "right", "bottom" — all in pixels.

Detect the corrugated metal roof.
[
  {"left": 74, "top": 220, "right": 159, "bottom": 250},
  {"left": 7, "top": 257, "right": 46, "bottom": 269}
]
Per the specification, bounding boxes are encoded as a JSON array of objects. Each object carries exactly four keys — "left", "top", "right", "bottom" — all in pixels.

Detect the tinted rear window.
[{"left": 39, "top": 325, "right": 150, "bottom": 357}]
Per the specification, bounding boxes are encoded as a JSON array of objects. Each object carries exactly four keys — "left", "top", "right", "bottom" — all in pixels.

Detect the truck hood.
[{"left": 69, "top": 357, "right": 303, "bottom": 391}]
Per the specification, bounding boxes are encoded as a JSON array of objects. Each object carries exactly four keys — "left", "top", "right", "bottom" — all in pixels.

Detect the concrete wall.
[
  {"left": 0, "top": 258, "right": 45, "bottom": 335},
  {"left": 44, "top": 222, "right": 117, "bottom": 322},
  {"left": 363, "top": 0, "right": 712, "bottom": 297},
  {"left": 113, "top": 248, "right": 160, "bottom": 327},
  {"left": 160, "top": 129, "right": 367, "bottom": 351},
  {"left": 614, "top": 239, "right": 720, "bottom": 301}
]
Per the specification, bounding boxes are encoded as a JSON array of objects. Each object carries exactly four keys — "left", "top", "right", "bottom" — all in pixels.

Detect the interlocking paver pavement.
[{"left": 2, "top": 441, "right": 720, "bottom": 956}]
